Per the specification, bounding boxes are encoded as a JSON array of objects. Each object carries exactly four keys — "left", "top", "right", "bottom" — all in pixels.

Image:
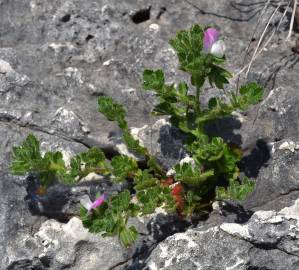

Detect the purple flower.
[
  {"left": 203, "top": 28, "right": 225, "bottom": 58},
  {"left": 80, "top": 193, "right": 107, "bottom": 213}
]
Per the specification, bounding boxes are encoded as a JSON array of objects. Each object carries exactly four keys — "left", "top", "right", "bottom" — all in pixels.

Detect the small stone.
[{"left": 0, "top": 59, "right": 13, "bottom": 73}]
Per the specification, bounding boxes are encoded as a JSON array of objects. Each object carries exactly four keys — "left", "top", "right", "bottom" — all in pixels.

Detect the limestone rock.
[{"left": 148, "top": 199, "right": 299, "bottom": 270}]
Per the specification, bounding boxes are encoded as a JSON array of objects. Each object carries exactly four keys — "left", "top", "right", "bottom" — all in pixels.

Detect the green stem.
[
  {"left": 195, "top": 87, "right": 201, "bottom": 114},
  {"left": 195, "top": 86, "right": 204, "bottom": 135}
]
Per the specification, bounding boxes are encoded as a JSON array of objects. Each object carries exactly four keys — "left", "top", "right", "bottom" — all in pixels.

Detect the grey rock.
[
  {"left": 4, "top": 217, "right": 126, "bottom": 270},
  {"left": 244, "top": 136, "right": 299, "bottom": 210},
  {"left": 147, "top": 199, "right": 299, "bottom": 270},
  {"left": 0, "top": 0, "right": 299, "bottom": 269}
]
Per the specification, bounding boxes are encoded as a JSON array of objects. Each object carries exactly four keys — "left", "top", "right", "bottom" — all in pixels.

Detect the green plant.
[{"left": 10, "top": 25, "right": 263, "bottom": 247}]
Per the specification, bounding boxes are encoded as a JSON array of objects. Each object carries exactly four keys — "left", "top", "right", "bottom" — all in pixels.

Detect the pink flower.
[
  {"left": 203, "top": 28, "right": 226, "bottom": 58},
  {"left": 80, "top": 193, "right": 107, "bottom": 213}
]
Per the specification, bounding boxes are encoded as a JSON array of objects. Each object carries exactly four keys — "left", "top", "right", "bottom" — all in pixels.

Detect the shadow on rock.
[
  {"left": 209, "top": 200, "right": 254, "bottom": 225},
  {"left": 238, "top": 139, "right": 271, "bottom": 178},
  {"left": 158, "top": 125, "right": 186, "bottom": 163},
  {"left": 126, "top": 213, "right": 207, "bottom": 270},
  {"left": 205, "top": 117, "right": 271, "bottom": 178},
  {"left": 25, "top": 175, "right": 127, "bottom": 223},
  {"left": 205, "top": 116, "right": 242, "bottom": 145}
]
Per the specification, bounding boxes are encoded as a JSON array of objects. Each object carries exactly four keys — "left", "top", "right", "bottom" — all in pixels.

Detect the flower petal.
[
  {"left": 90, "top": 193, "right": 107, "bottom": 210},
  {"left": 210, "top": 40, "right": 226, "bottom": 58},
  {"left": 204, "top": 28, "right": 220, "bottom": 51},
  {"left": 80, "top": 195, "right": 93, "bottom": 210}
]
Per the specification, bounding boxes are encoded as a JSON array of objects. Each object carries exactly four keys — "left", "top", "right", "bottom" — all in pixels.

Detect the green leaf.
[
  {"left": 43, "top": 152, "right": 66, "bottom": 172},
  {"left": 221, "top": 147, "right": 241, "bottom": 174},
  {"left": 80, "top": 147, "right": 106, "bottom": 167},
  {"left": 10, "top": 134, "right": 42, "bottom": 175},
  {"left": 134, "top": 169, "right": 157, "bottom": 190},
  {"left": 174, "top": 162, "right": 214, "bottom": 187},
  {"left": 137, "top": 186, "right": 168, "bottom": 215},
  {"left": 98, "top": 96, "right": 148, "bottom": 157},
  {"left": 170, "top": 24, "right": 204, "bottom": 61},
  {"left": 122, "top": 130, "right": 147, "bottom": 156},
  {"left": 127, "top": 203, "right": 140, "bottom": 217},
  {"left": 111, "top": 190, "right": 131, "bottom": 212},
  {"left": 195, "top": 100, "right": 234, "bottom": 125},
  {"left": 111, "top": 155, "right": 138, "bottom": 182},
  {"left": 239, "top": 82, "right": 263, "bottom": 105},
  {"left": 119, "top": 226, "right": 138, "bottom": 247},
  {"left": 216, "top": 176, "right": 255, "bottom": 201},
  {"left": 98, "top": 96, "right": 127, "bottom": 129},
  {"left": 143, "top": 69, "right": 165, "bottom": 91},
  {"left": 193, "top": 137, "right": 226, "bottom": 162},
  {"left": 147, "top": 157, "right": 165, "bottom": 177},
  {"left": 69, "top": 147, "right": 108, "bottom": 181},
  {"left": 10, "top": 134, "right": 70, "bottom": 186},
  {"left": 208, "top": 65, "right": 232, "bottom": 89},
  {"left": 177, "top": 82, "right": 188, "bottom": 96}
]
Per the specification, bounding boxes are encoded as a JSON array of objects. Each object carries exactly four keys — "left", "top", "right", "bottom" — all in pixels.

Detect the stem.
[
  {"left": 195, "top": 86, "right": 204, "bottom": 134},
  {"left": 195, "top": 87, "right": 201, "bottom": 114}
]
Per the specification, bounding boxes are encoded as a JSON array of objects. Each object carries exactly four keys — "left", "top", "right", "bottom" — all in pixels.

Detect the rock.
[
  {"left": 147, "top": 199, "right": 299, "bottom": 270},
  {"left": 4, "top": 217, "right": 126, "bottom": 270},
  {"left": 111, "top": 118, "right": 185, "bottom": 169},
  {"left": 0, "top": 170, "right": 47, "bottom": 269},
  {"left": 0, "top": 0, "right": 299, "bottom": 269},
  {"left": 244, "top": 136, "right": 299, "bottom": 210},
  {"left": 2, "top": 206, "right": 192, "bottom": 270}
]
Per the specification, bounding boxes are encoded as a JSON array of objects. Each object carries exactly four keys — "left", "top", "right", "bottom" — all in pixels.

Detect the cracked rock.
[
  {"left": 147, "top": 199, "right": 299, "bottom": 270},
  {"left": 1, "top": 0, "right": 299, "bottom": 269}
]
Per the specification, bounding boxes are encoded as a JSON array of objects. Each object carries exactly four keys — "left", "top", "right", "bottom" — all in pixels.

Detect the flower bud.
[
  {"left": 210, "top": 40, "right": 226, "bottom": 58},
  {"left": 203, "top": 28, "right": 225, "bottom": 58}
]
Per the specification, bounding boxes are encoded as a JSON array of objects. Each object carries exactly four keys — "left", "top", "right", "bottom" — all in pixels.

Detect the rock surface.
[
  {"left": 148, "top": 199, "right": 299, "bottom": 270},
  {"left": 1, "top": 0, "right": 299, "bottom": 269}
]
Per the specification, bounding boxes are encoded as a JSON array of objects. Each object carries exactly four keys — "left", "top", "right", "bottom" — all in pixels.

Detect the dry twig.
[{"left": 287, "top": 0, "right": 298, "bottom": 40}]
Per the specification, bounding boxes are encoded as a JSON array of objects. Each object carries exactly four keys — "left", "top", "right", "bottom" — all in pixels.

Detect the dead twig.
[
  {"left": 245, "top": 3, "right": 282, "bottom": 78},
  {"left": 233, "top": 0, "right": 292, "bottom": 80},
  {"left": 236, "top": 0, "right": 272, "bottom": 93},
  {"left": 286, "top": 0, "right": 298, "bottom": 40}
]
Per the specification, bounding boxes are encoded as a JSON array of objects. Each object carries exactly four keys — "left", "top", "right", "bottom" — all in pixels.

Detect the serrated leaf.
[
  {"left": 174, "top": 162, "right": 214, "bottom": 187},
  {"left": 70, "top": 147, "right": 108, "bottom": 181},
  {"left": 10, "top": 134, "right": 70, "bottom": 186},
  {"left": 137, "top": 187, "right": 162, "bottom": 214},
  {"left": 216, "top": 176, "right": 255, "bottom": 201},
  {"left": 239, "top": 82, "right": 263, "bottom": 105},
  {"left": 98, "top": 96, "right": 127, "bottom": 129},
  {"left": 111, "top": 155, "right": 138, "bottom": 182},
  {"left": 128, "top": 203, "right": 140, "bottom": 217},
  {"left": 194, "top": 137, "right": 225, "bottom": 162},
  {"left": 134, "top": 169, "right": 157, "bottom": 190},
  {"left": 119, "top": 226, "right": 138, "bottom": 247},
  {"left": 208, "top": 65, "right": 232, "bottom": 89},
  {"left": 43, "top": 151, "right": 65, "bottom": 172},
  {"left": 143, "top": 69, "right": 165, "bottom": 91},
  {"left": 111, "top": 190, "right": 131, "bottom": 212},
  {"left": 80, "top": 147, "right": 106, "bottom": 167},
  {"left": 10, "top": 134, "right": 42, "bottom": 175}
]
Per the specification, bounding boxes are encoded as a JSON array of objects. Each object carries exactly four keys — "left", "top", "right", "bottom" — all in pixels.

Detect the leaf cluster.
[{"left": 80, "top": 190, "right": 140, "bottom": 247}]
